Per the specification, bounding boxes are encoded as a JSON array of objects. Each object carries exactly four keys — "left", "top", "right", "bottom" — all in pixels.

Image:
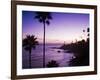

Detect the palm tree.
[
  {"left": 35, "top": 12, "right": 52, "bottom": 67},
  {"left": 87, "top": 28, "right": 89, "bottom": 37},
  {"left": 83, "top": 29, "right": 85, "bottom": 32},
  {"left": 83, "top": 29, "right": 85, "bottom": 40},
  {"left": 23, "top": 35, "right": 38, "bottom": 68}
]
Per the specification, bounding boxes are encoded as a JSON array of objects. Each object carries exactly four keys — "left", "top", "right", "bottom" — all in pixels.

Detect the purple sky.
[{"left": 22, "top": 11, "right": 89, "bottom": 44}]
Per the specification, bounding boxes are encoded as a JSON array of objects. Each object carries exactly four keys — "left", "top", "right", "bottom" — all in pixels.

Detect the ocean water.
[{"left": 22, "top": 44, "right": 75, "bottom": 69}]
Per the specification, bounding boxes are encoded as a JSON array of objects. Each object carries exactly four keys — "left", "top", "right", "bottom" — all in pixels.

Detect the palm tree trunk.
[
  {"left": 29, "top": 49, "right": 31, "bottom": 68},
  {"left": 43, "top": 22, "right": 46, "bottom": 68}
]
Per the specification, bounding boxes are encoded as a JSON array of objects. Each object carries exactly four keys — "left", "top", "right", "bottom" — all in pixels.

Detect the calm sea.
[{"left": 22, "top": 44, "right": 74, "bottom": 69}]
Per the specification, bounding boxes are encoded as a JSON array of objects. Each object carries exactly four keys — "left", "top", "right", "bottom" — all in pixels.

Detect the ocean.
[{"left": 22, "top": 44, "right": 74, "bottom": 69}]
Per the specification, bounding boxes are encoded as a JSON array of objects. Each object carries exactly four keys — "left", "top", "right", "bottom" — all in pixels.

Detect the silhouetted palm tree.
[
  {"left": 23, "top": 35, "right": 38, "bottom": 68},
  {"left": 35, "top": 12, "right": 52, "bottom": 67},
  {"left": 87, "top": 28, "right": 89, "bottom": 32},
  {"left": 87, "top": 28, "right": 89, "bottom": 37},
  {"left": 83, "top": 29, "right": 85, "bottom": 32},
  {"left": 82, "top": 29, "right": 85, "bottom": 40}
]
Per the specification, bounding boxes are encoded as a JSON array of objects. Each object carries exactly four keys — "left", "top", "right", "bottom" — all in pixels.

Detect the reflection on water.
[{"left": 22, "top": 44, "right": 75, "bottom": 69}]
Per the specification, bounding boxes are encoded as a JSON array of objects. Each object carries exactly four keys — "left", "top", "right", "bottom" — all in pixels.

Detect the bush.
[{"left": 46, "top": 60, "right": 59, "bottom": 67}]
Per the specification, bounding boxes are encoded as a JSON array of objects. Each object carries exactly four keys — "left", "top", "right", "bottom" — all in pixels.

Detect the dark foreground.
[{"left": 60, "top": 38, "right": 89, "bottom": 66}]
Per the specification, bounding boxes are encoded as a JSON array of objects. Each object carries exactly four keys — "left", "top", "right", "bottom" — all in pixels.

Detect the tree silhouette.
[
  {"left": 35, "top": 12, "right": 52, "bottom": 67},
  {"left": 46, "top": 60, "right": 59, "bottom": 67},
  {"left": 23, "top": 35, "right": 38, "bottom": 68},
  {"left": 83, "top": 29, "right": 85, "bottom": 32},
  {"left": 87, "top": 28, "right": 89, "bottom": 37},
  {"left": 87, "top": 28, "right": 89, "bottom": 32}
]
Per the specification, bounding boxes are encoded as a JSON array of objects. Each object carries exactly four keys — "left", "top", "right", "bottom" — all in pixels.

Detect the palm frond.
[
  {"left": 46, "top": 20, "right": 50, "bottom": 25},
  {"left": 23, "top": 35, "right": 39, "bottom": 51},
  {"left": 35, "top": 12, "right": 52, "bottom": 25}
]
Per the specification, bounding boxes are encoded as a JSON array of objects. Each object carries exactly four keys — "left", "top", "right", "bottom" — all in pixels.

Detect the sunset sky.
[{"left": 22, "top": 11, "right": 89, "bottom": 44}]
